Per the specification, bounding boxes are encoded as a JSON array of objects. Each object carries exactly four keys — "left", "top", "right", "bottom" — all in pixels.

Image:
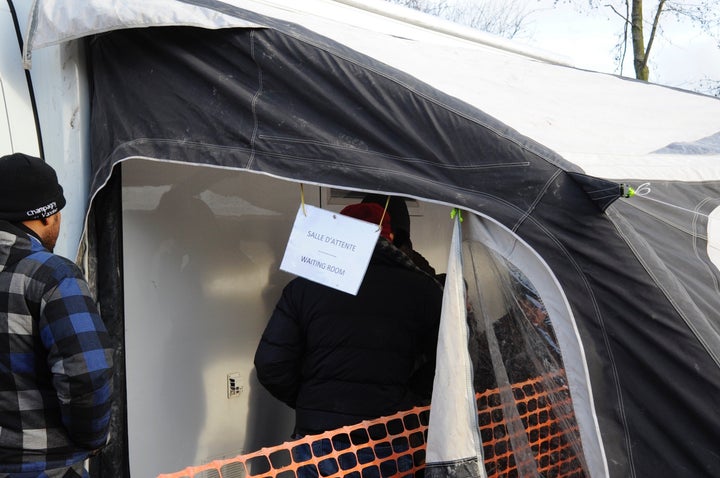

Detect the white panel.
[
  {"left": 122, "top": 160, "right": 304, "bottom": 476},
  {"left": 0, "top": 3, "right": 37, "bottom": 156},
  {"left": 1, "top": 3, "right": 90, "bottom": 261},
  {"left": 29, "top": 42, "right": 91, "bottom": 261}
]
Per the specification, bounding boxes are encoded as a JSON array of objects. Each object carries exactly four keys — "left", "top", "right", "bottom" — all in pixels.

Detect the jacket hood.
[
  {"left": 0, "top": 220, "right": 35, "bottom": 271},
  {"left": 372, "top": 237, "right": 441, "bottom": 287}
]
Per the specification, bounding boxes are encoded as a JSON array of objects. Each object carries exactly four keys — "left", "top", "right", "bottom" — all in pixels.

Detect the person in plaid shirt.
[{"left": 0, "top": 153, "right": 114, "bottom": 478}]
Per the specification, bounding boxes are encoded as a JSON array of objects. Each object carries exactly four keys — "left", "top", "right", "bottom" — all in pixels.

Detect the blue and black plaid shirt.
[{"left": 0, "top": 221, "right": 114, "bottom": 475}]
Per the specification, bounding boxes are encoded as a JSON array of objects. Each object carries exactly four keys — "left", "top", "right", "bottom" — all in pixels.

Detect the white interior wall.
[{"left": 121, "top": 159, "right": 453, "bottom": 476}]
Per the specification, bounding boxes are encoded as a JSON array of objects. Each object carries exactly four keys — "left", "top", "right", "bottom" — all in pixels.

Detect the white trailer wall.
[{"left": 1, "top": 1, "right": 91, "bottom": 262}]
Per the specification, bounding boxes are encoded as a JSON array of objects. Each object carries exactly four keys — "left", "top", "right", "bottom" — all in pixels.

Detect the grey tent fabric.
[{"left": 84, "top": 24, "right": 719, "bottom": 477}]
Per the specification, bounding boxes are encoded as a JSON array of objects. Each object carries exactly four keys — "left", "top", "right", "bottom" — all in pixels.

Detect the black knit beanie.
[{"left": 0, "top": 153, "right": 66, "bottom": 221}]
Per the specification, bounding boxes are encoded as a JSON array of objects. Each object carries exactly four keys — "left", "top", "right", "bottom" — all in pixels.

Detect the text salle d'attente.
[{"left": 307, "top": 230, "right": 357, "bottom": 252}]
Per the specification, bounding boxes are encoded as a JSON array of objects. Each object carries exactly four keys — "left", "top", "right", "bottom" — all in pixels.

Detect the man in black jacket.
[{"left": 254, "top": 202, "right": 443, "bottom": 436}]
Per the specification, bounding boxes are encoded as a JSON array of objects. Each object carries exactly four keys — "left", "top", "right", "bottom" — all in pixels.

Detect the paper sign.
[{"left": 280, "top": 204, "right": 380, "bottom": 295}]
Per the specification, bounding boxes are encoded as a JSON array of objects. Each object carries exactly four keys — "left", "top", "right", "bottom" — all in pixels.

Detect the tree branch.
[
  {"left": 620, "top": 0, "right": 630, "bottom": 75},
  {"left": 642, "top": 0, "right": 667, "bottom": 71},
  {"left": 606, "top": 3, "right": 630, "bottom": 25}
]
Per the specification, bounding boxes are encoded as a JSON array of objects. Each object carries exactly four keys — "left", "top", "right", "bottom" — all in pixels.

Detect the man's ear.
[{"left": 40, "top": 218, "right": 49, "bottom": 226}]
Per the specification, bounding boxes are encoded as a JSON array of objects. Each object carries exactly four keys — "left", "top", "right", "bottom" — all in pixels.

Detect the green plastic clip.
[
  {"left": 451, "top": 208, "right": 463, "bottom": 222},
  {"left": 621, "top": 184, "right": 636, "bottom": 198}
]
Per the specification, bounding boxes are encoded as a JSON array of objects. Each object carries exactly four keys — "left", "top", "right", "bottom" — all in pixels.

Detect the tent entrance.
[
  {"left": 119, "top": 158, "right": 453, "bottom": 475},
  {"left": 118, "top": 158, "right": 603, "bottom": 476}
]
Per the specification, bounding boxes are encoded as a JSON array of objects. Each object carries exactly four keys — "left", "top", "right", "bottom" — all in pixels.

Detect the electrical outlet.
[{"left": 227, "top": 373, "right": 243, "bottom": 399}]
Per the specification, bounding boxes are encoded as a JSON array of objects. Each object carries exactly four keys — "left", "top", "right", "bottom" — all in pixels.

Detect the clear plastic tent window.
[
  {"left": 461, "top": 212, "right": 605, "bottom": 477},
  {"left": 464, "top": 239, "right": 587, "bottom": 476}
]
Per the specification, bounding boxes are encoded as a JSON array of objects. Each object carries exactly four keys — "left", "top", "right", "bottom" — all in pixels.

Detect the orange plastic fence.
[{"left": 158, "top": 372, "right": 585, "bottom": 478}]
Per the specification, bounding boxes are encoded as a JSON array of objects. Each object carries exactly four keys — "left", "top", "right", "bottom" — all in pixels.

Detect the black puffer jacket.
[{"left": 254, "top": 239, "right": 443, "bottom": 434}]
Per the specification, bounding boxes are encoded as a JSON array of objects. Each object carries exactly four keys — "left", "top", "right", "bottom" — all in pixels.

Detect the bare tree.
[
  {"left": 556, "top": 0, "right": 720, "bottom": 82},
  {"left": 384, "top": 0, "right": 533, "bottom": 39},
  {"left": 385, "top": 0, "right": 719, "bottom": 94}
]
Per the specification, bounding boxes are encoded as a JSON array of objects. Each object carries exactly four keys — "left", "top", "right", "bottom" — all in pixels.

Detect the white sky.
[{"left": 507, "top": 0, "right": 720, "bottom": 93}]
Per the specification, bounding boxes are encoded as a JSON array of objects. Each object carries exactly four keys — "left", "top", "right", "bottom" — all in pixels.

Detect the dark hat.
[
  {"left": 340, "top": 202, "right": 393, "bottom": 241},
  {"left": 362, "top": 194, "right": 410, "bottom": 245},
  {"left": 0, "top": 153, "right": 66, "bottom": 221}
]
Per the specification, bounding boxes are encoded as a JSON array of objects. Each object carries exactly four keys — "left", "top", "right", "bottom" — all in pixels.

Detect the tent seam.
[
  {"left": 247, "top": 29, "right": 262, "bottom": 169},
  {"left": 518, "top": 209, "right": 637, "bottom": 478},
  {"left": 510, "top": 169, "right": 562, "bottom": 232}
]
